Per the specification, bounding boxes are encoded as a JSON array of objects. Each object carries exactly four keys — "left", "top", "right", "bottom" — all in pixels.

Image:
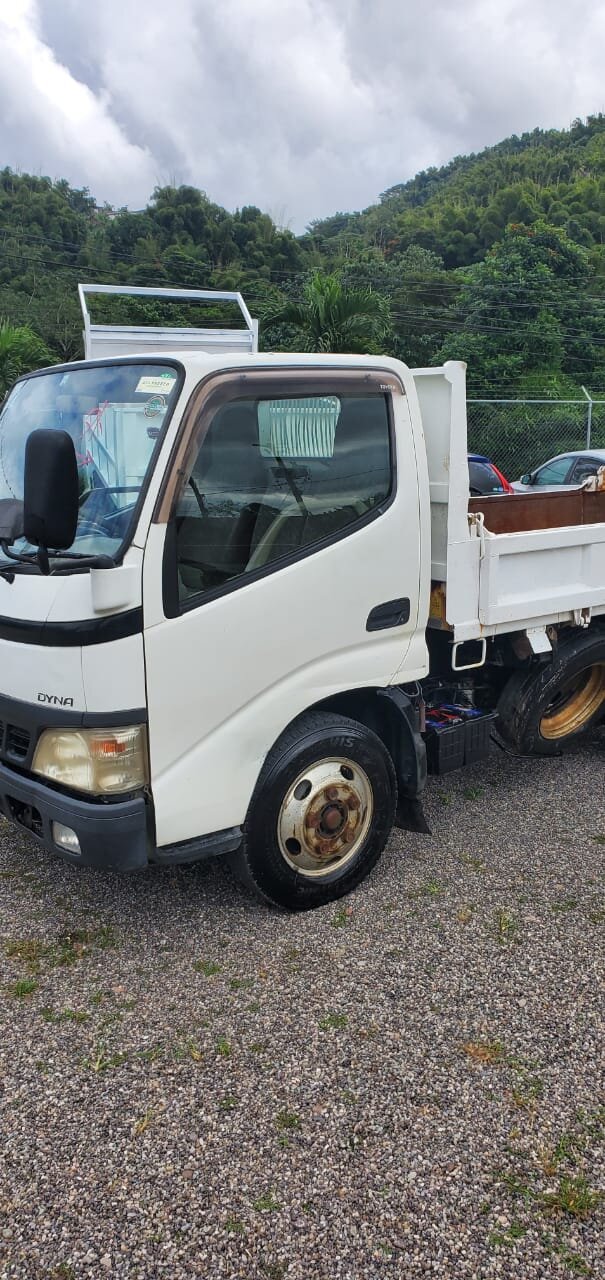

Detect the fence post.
[{"left": 581, "top": 386, "right": 593, "bottom": 449}]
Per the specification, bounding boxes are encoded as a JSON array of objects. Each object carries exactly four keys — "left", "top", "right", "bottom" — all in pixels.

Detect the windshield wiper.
[{"left": 0, "top": 540, "right": 115, "bottom": 575}]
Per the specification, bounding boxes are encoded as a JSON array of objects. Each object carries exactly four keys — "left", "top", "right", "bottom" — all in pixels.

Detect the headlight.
[{"left": 32, "top": 725, "right": 148, "bottom": 795}]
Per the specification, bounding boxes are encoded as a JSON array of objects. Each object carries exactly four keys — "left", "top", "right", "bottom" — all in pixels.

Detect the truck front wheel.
[
  {"left": 228, "top": 711, "right": 397, "bottom": 910},
  {"left": 497, "top": 631, "right": 605, "bottom": 755}
]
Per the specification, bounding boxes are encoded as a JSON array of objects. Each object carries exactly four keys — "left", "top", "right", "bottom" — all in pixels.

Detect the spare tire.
[{"left": 497, "top": 630, "right": 605, "bottom": 755}]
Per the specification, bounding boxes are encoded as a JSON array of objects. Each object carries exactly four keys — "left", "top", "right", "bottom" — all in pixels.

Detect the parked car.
[
  {"left": 513, "top": 449, "right": 605, "bottom": 493},
  {"left": 468, "top": 452, "right": 513, "bottom": 496}
]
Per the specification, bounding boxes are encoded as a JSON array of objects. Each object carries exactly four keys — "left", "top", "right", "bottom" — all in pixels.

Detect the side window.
[
  {"left": 174, "top": 392, "right": 392, "bottom": 604},
  {"left": 569, "top": 457, "right": 600, "bottom": 484},
  {"left": 533, "top": 456, "right": 573, "bottom": 486}
]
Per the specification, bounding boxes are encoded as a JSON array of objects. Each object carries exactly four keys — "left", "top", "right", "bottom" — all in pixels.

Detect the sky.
[{"left": 0, "top": 0, "right": 604, "bottom": 232}]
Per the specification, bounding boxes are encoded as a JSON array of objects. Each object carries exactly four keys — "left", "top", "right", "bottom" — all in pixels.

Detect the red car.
[{"left": 468, "top": 453, "right": 513, "bottom": 496}]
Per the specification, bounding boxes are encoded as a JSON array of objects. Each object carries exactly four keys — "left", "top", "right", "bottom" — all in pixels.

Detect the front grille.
[{"left": 5, "top": 724, "right": 31, "bottom": 762}]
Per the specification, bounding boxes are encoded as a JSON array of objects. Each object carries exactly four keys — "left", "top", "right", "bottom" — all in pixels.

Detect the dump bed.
[{"left": 412, "top": 361, "right": 605, "bottom": 646}]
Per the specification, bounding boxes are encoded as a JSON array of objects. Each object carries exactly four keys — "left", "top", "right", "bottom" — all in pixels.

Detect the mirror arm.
[
  {"left": 36, "top": 546, "right": 50, "bottom": 576},
  {"left": 0, "top": 539, "right": 36, "bottom": 565}
]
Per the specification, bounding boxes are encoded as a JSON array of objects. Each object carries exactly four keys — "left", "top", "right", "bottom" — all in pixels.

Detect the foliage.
[
  {"left": 262, "top": 271, "right": 391, "bottom": 352},
  {"left": 3, "top": 115, "right": 605, "bottom": 393},
  {"left": 437, "top": 222, "right": 605, "bottom": 394},
  {"left": 0, "top": 320, "right": 51, "bottom": 398}
]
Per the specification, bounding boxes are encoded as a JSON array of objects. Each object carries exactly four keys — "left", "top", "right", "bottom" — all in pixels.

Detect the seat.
[{"left": 247, "top": 397, "right": 390, "bottom": 570}]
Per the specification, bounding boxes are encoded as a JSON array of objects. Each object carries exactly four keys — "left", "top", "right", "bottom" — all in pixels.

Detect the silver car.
[{"left": 513, "top": 449, "right": 605, "bottom": 493}]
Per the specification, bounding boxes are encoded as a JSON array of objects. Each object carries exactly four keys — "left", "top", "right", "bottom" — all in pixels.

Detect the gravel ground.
[{"left": 0, "top": 734, "right": 604, "bottom": 1280}]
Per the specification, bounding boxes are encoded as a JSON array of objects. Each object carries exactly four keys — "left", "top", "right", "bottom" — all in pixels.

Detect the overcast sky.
[{"left": 1, "top": 0, "right": 604, "bottom": 231}]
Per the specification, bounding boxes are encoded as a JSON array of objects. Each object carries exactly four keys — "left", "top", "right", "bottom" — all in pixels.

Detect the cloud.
[
  {"left": 0, "top": 0, "right": 156, "bottom": 206},
  {"left": 1, "top": 0, "right": 604, "bottom": 230}
]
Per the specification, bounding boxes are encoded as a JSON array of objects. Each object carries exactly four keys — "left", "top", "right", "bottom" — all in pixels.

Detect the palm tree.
[
  {"left": 262, "top": 272, "right": 391, "bottom": 353},
  {"left": 0, "top": 320, "right": 52, "bottom": 399}
]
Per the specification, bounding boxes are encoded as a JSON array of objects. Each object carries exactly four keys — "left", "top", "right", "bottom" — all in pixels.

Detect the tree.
[
  {"left": 437, "top": 221, "right": 605, "bottom": 394},
  {"left": 0, "top": 320, "right": 52, "bottom": 398},
  {"left": 262, "top": 272, "right": 391, "bottom": 353}
]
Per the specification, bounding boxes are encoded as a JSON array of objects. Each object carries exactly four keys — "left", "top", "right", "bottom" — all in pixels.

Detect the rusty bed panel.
[{"left": 468, "top": 489, "right": 605, "bottom": 534}]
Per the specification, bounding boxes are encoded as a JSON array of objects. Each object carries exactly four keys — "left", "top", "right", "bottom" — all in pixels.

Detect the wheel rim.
[
  {"left": 277, "top": 757, "right": 374, "bottom": 879},
  {"left": 540, "top": 663, "right": 605, "bottom": 740}
]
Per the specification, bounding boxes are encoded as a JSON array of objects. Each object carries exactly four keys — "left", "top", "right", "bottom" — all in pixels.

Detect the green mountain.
[{"left": 2, "top": 114, "right": 605, "bottom": 394}]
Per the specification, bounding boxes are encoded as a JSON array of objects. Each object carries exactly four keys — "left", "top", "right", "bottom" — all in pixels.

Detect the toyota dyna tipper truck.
[{"left": 0, "top": 284, "right": 604, "bottom": 911}]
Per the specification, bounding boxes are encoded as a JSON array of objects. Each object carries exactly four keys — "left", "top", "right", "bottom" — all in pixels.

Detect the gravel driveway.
[{"left": 0, "top": 734, "right": 603, "bottom": 1280}]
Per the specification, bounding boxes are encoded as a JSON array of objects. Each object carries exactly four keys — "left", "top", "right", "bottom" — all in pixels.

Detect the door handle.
[{"left": 366, "top": 598, "right": 410, "bottom": 632}]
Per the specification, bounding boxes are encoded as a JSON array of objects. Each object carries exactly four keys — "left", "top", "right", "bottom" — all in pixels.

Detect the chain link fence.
[{"left": 466, "top": 397, "right": 605, "bottom": 481}]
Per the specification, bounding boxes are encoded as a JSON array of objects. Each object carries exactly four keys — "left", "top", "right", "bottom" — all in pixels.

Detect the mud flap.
[
  {"left": 375, "top": 687, "right": 430, "bottom": 834},
  {"left": 394, "top": 796, "right": 431, "bottom": 834}
]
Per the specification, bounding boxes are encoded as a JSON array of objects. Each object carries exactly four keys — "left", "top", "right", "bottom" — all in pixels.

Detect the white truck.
[{"left": 0, "top": 284, "right": 603, "bottom": 909}]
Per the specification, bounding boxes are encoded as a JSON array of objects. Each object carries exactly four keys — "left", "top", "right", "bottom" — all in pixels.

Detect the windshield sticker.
[
  {"left": 144, "top": 394, "right": 166, "bottom": 418},
  {"left": 135, "top": 373, "right": 177, "bottom": 395},
  {"left": 83, "top": 401, "right": 108, "bottom": 438}
]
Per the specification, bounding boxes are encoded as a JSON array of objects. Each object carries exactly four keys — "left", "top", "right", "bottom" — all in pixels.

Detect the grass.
[
  {"left": 276, "top": 1109, "right": 301, "bottom": 1131},
  {"left": 10, "top": 977, "right": 37, "bottom": 997},
  {"left": 137, "top": 1044, "right": 165, "bottom": 1063},
  {"left": 539, "top": 1175, "right": 602, "bottom": 1220},
  {"left": 193, "top": 960, "right": 221, "bottom": 976},
  {"left": 216, "top": 1035, "right": 232, "bottom": 1057},
  {"left": 511, "top": 1074, "right": 544, "bottom": 1109},
  {"left": 556, "top": 1247, "right": 592, "bottom": 1275},
  {"left": 319, "top": 1012, "right": 348, "bottom": 1030},
  {"left": 41, "top": 1007, "right": 89, "bottom": 1024},
  {"left": 4, "top": 925, "right": 117, "bottom": 975},
  {"left": 408, "top": 878, "right": 445, "bottom": 901},
  {"left": 495, "top": 908, "right": 520, "bottom": 944},
  {"left": 459, "top": 853, "right": 486, "bottom": 871},
  {"left": 551, "top": 897, "right": 579, "bottom": 913},
  {"left": 489, "top": 1222, "right": 527, "bottom": 1246},
  {"left": 463, "top": 1040, "right": 505, "bottom": 1064},
  {"left": 539, "top": 1133, "right": 576, "bottom": 1176},
  {"left": 253, "top": 1192, "right": 281, "bottom": 1212},
  {"left": 485, "top": 1109, "right": 603, "bottom": 1275},
  {"left": 83, "top": 1042, "right": 128, "bottom": 1073},
  {"left": 173, "top": 1038, "right": 203, "bottom": 1063},
  {"left": 225, "top": 1217, "right": 245, "bottom": 1234},
  {"left": 133, "top": 1107, "right": 157, "bottom": 1138},
  {"left": 332, "top": 906, "right": 352, "bottom": 927}
]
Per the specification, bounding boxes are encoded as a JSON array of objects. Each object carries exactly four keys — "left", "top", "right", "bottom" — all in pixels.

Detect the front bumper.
[{"left": 0, "top": 762, "right": 149, "bottom": 870}]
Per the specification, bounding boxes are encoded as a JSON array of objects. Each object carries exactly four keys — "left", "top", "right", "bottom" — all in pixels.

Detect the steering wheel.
[{"left": 76, "top": 519, "right": 110, "bottom": 539}]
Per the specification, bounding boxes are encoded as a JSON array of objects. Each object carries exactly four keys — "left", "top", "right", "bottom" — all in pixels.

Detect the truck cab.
[{"left": 0, "top": 287, "right": 436, "bottom": 907}]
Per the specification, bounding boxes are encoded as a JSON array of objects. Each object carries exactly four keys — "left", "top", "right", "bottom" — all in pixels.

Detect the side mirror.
[
  {"left": 24, "top": 429, "right": 79, "bottom": 551},
  {"left": 520, "top": 473, "right": 532, "bottom": 485}
]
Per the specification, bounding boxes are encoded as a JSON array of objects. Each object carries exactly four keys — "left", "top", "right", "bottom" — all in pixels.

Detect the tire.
[
  {"left": 497, "top": 630, "right": 605, "bottom": 756},
  {"left": 228, "top": 710, "right": 397, "bottom": 910}
]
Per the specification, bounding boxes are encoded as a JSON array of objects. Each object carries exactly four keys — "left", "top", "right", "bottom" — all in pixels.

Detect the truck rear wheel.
[
  {"left": 497, "top": 631, "right": 605, "bottom": 755},
  {"left": 228, "top": 710, "right": 397, "bottom": 910}
]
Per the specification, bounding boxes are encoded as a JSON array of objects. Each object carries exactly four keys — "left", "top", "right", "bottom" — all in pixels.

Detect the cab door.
[{"left": 143, "top": 366, "right": 424, "bottom": 847}]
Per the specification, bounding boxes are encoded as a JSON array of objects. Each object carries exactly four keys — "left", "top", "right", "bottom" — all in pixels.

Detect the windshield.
[{"left": 0, "top": 361, "right": 181, "bottom": 564}]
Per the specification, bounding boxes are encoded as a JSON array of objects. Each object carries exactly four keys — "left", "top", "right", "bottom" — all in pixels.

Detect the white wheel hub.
[{"left": 277, "top": 757, "right": 373, "bottom": 879}]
